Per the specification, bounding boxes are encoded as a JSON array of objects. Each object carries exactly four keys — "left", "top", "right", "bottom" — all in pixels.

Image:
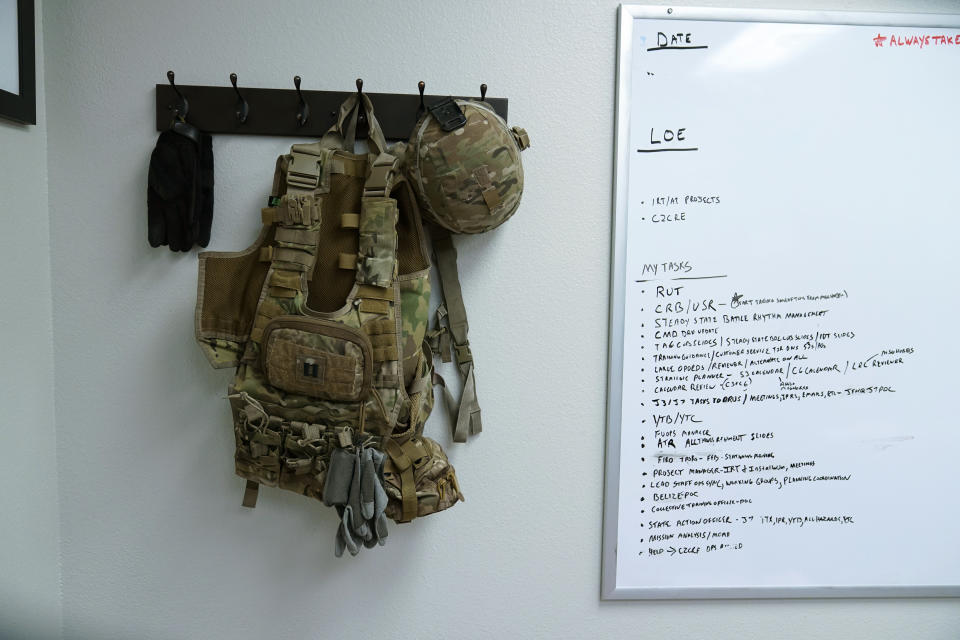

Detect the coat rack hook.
[
  {"left": 294, "top": 75, "right": 309, "bottom": 127},
  {"left": 167, "top": 70, "right": 188, "bottom": 118},
  {"left": 418, "top": 81, "right": 426, "bottom": 113},
  {"left": 480, "top": 83, "right": 487, "bottom": 101},
  {"left": 355, "top": 78, "right": 367, "bottom": 128},
  {"left": 230, "top": 73, "right": 249, "bottom": 124}
]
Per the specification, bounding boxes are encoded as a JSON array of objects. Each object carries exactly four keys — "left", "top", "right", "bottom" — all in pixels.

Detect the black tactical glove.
[{"left": 147, "top": 129, "right": 214, "bottom": 251}]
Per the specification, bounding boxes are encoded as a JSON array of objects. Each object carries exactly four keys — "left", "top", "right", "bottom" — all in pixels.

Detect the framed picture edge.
[{"left": 0, "top": 0, "right": 36, "bottom": 125}]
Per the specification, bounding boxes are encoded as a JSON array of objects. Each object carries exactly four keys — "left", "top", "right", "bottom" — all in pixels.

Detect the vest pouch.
[
  {"left": 261, "top": 317, "right": 373, "bottom": 402},
  {"left": 195, "top": 227, "right": 273, "bottom": 369},
  {"left": 382, "top": 436, "right": 463, "bottom": 522},
  {"left": 279, "top": 422, "right": 331, "bottom": 501},
  {"left": 231, "top": 394, "right": 283, "bottom": 487}
]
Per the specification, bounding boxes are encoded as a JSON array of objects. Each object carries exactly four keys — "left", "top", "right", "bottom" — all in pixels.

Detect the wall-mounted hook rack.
[{"left": 154, "top": 78, "right": 508, "bottom": 139}]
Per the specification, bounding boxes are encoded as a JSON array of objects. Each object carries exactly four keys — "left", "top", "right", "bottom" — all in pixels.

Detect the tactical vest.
[{"left": 194, "top": 95, "right": 466, "bottom": 553}]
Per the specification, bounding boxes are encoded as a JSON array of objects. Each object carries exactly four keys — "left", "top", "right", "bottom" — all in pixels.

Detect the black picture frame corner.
[{"left": 0, "top": 0, "right": 36, "bottom": 125}]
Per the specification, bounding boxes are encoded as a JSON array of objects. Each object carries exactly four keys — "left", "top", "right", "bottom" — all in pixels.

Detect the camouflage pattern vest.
[{"left": 194, "top": 95, "right": 463, "bottom": 552}]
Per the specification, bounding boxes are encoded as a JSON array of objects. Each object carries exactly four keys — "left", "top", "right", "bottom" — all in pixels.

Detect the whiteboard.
[{"left": 603, "top": 5, "right": 960, "bottom": 599}]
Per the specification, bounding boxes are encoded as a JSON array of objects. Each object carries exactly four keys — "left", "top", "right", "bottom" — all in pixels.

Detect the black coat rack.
[{"left": 155, "top": 72, "right": 509, "bottom": 139}]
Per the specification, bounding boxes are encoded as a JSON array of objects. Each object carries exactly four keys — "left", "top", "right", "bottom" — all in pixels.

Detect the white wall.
[
  {"left": 38, "top": 0, "right": 960, "bottom": 639},
  {"left": 0, "top": 1, "right": 61, "bottom": 638}
]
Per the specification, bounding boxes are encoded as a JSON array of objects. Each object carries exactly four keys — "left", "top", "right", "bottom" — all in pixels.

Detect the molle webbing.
[
  {"left": 383, "top": 438, "right": 428, "bottom": 523},
  {"left": 309, "top": 172, "right": 362, "bottom": 312},
  {"left": 261, "top": 193, "right": 322, "bottom": 226},
  {"left": 249, "top": 225, "right": 320, "bottom": 343},
  {"left": 352, "top": 152, "right": 402, "bottom": 288},
  {"left": 356, "top": 198, "right": 398, "bottom": 287},
  {"left": 364, "top": 316, "right": 399, "bottom": 365}
]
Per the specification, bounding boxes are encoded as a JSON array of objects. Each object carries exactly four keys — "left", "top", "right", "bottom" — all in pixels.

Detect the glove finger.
[
  {"left": 353, "top": 519, "right": 370, "bottom": 542},
  {"left": 348, "top": 450, "right": 364, "bottom": 530},
  {"left": 148, "top": 133, "right": 189, "bottom": 200},
  {"left": 162, "top": 195, "right": 189, "bottom": 252},
  {"left": 176, "top": 134, "right": 201, "bottom": 250},
  {"left": 322, "top": 449, "right": 355, "bottom": 506},
  {"left": 371, "top": 448, "right": 385, "bottom": 474},
  {"left": 375, "top": 512, "right": 388, "bottom": 545},
  {"left": 370, "top": 449, "right": 388, "bottom": 515},
  {"left": 147, "top": 187, "right": 167, "bottom": 247},
  {"left": 360, "top": 448, "right": 376, "bottom": 520},
  {"left": 340, "top": 506, "right": 360, "bottom": 556}
]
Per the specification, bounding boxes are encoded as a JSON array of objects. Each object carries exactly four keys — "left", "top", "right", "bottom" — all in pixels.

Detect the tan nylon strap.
[
  {"left": 273, "top": 247, "right": 314, "bottom": 267},
  {"left": 455, "top": 364, "right": 481, "bottom": 443},
  {"left": 399, "top": 440, "right": 426, "bottom": 466},
  {"left": 372, "top": 345, "right": 399, "bottom": 361},
  {"left": 364, "top": 317, "right": 394, "bottom": 335},
  {"left": 409, "top": 366, "right": 431, "bottom": 396},
  {"left": 257, "top": 300, "right": 283, "bottom": 319},
  {"left": 338, "top": 253, "right": 357, "bottom": 270},
  {"left": 328, "top": 156, "right": 366, "bottom": 178},
  {"left": 359, "top": 299, "right": 390, "bottom": 315},
  {"left": 341, "top": 213, "right": 360, "bottom": 229},
  {"left": 331, "top": 93, "right": 388, "bottom": 156},
  {"left": 270, "top": 154, "right": 286, "bottom": 199},
  {"left": 242, "top": 480, "right": 259, "bottom": 508},
  {"left": 261, "top": 208, "right": 277, "bottom": 225},
  {"left": 433, "top": 230, "right": 469, "bottom": 352},
  {"left": 270, "top": 270, "right": 302, "bottom": 290},
  {"left": 481, "top": 188, "right": 501, "bottom": 210},
  {"left": 275, "top": 227, "right": 318, "bottom": 246},
  {"left": 432, "top": 228, "right": 482, "bottom": 442},
  {"left": 384, "top": 439, "right": 417, "bottom": 522},
  {"left": 473, "top": 166, "right": 501, "bottom": 210},
  {"left": 356, "top": 284, "right": 394, "bottom": 301}
]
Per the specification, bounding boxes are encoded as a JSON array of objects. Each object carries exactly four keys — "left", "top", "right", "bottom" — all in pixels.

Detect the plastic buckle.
[
  {"left": 428, "top": 97, "right": 467, "bottom": 132},
  {"left": 454, "top": 343, "right": 473, "bottom": 366},
  {"left": 287, "top": 153, "right": 321, "bottom": 190}
]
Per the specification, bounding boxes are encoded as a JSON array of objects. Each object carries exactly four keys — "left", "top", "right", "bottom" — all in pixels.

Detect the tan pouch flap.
[{"left": 261, "top": 317, "right": 373, "bottom": 402}]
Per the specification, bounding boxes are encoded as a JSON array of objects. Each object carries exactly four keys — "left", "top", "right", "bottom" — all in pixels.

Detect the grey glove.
[
  {"left": 323, "top": 448, "right": 355, "bottom": 506},
  {"left": 327, "top": 446, "right": 391, "bottom": 555},
  {"left": 335, "top": 505, "right": 361, "bottom": 558},
  {"left": 360, "top": 447, "right": 378, "bottom": 520},
  {"left": 348, "top": 449, "right": 371, "bottom": 541}
]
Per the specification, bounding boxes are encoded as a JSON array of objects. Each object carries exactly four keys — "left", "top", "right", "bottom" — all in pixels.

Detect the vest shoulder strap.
[{"left": 430, "top": 227, "right": 482, "bottom": 443}]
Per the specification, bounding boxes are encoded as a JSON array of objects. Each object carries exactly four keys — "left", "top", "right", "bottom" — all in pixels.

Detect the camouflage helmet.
[{"left": 407, "top": 98, "right": 530, "bottom": 234}]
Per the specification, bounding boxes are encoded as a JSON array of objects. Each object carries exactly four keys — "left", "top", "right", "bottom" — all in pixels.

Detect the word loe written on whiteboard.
[{"left": 603, "top": 7, "right": 960, "bottom": 599}]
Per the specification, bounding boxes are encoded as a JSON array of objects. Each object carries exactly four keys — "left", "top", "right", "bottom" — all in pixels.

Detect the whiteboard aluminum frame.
[{"left": 602, "top": 4, "right": 960, "bottom": 600}]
